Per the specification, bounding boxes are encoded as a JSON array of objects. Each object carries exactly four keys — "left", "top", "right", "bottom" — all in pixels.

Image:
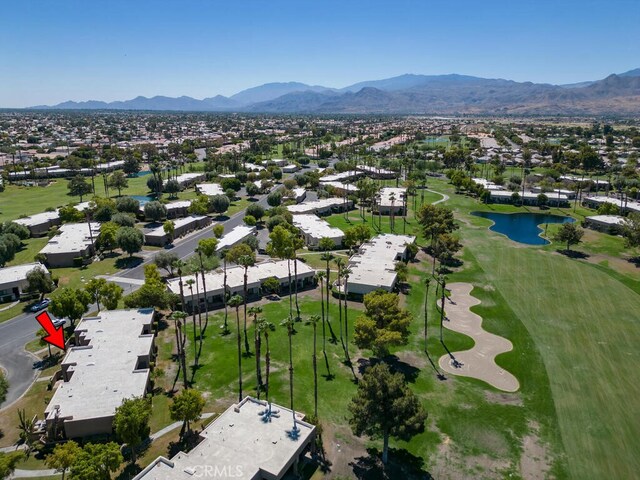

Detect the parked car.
[
  {"left": 51, "top": 316, "right": 67, "bottom": 328},
  {"left": 30, "top": 298, "right": 51, "bottom": 312}
]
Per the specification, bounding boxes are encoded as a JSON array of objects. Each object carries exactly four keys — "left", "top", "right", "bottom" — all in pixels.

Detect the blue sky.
[{"left": 1, "top": 0, "right": 639, "bottom": 107}]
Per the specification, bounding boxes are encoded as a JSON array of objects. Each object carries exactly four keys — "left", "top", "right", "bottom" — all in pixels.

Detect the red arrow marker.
[{"left": 36, "top": 311, "right": 66, "bottom": 351}]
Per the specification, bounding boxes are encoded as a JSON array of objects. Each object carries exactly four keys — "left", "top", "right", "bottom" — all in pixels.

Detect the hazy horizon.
[{"left": 2, "top": 0, "right": 639, "bottom": 107}]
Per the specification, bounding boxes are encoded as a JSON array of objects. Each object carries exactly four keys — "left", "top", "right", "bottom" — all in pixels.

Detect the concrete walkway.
[
  {"left": 9, "top": 413, "right": 216, "bottom": 478},
  {"left": 438, "top": 282, "right": 519, "bottom": 392},
  {"left": 0, "top": 301, "right": 19, "bottom": 312},
  {"left": 427, "top": 189, "right": 449, "bottom": 205}
]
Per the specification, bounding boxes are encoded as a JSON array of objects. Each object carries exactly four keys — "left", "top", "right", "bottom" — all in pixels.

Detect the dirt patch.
[
  {"left": 431, "top": 433, "right": 512, "bottom": 479},
  {"left": 394, "top": 350, "right": 428, "bottom": 370},
  {"left": 519, "top": 426, "right": 552, "bottom": 480},
  {"left": 320, "top": 421, "right": 368, "bottom": 479},
  {"left": 484, "top": 390, "right": 523, "bottom": 406}
]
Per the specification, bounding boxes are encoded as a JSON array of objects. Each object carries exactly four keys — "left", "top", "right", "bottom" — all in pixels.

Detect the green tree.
[
  {"left": 623, "top": 213, "right": 640, "bottom": 250},
  {"left": 58, "top": 204, "right": 85, "bottom": 223},
  {"left": 108, "top": 171, "right": 128, "bottom": 196},
  {"left": 124, "top": 264, "right": 177, "bottom": 309},
  {"left": 245, "top": 182, "right": 260, "bottom": 197},
  {"left": 416, "top": 203, "right": 459, "bottom": 246},
  {"left": 116, "top": 226, "right": 144, "bottom": 257},
  {"left": 0, "top": 451, "right": 25, "bottom": 479},
  {"left": 113, "top": 397, "right": 151, "bottom": 463},
  {"left": 84, "top": 278, "right": 123, "bottom": 311},
  {"left": 209, "top": 194, "right": 230, "bottom": 215},
  {"left": 267, "top": 191, "right": 282, "bottom": 207},
  {"left": 96, "top": 221, "right": 119, "bottom": 252},
  {"left": 163, "top": 220, "right": 175, "bottom": 244},
  {"left": 537, "top": 193, "right": 549, "bottom": 209},
  {"left": 0, "top": 371, "right": 8, "bottom": 404},
  {"left": 246, "top": 203, "right": 265, "bottom": 221},
  {"left": 67, "top": 175, "right": 93, "bottom": 202},
  {"left": 213, "top": 224, "right": 224, "bottom": 238},
  {"left": 243, "top": 215, "right": 257, "bottom": 226},
  {"left": 169, "top": 389, "right": 205, "bottom": 439},
  {"left": 597, "top": 202, "right": 620, "bottom": 215},
  {"left": 144, "top": 201, "right": 167, "bottom": 222},
  {"left": 348, "top": 363, "right": 427, "bottom": 464},
  {"left": 154, "top": 251, "right": 179, "bottom": 276},
  {"left": 552, "top": 222, "right": 584, "bottom": 252},
  {"left": 115, "top": 196, "right": 140, "bottom": 214},
  {"left": 123, "top": 157, "right": 141, "bottom": 175},
  {"left": 164, "top": 179, "right": 180, "bottom": 199},
  {"left": 45, "top": 440, "right": 81, "bottom": 480},
  {"left": 25, "top": 266, "right": 54, "bottom": 301},
  {"left": 267, "top": 225, "right": 295, "bottom": 318},
  {"left": 49, "top": 287, "right": 91, "bottom": 328},
  {"left": 354, "top": 290, "right": 413, "bottom": 357},
  {"left": 69, "top": 442, "right": 122, "bottom": 480}
]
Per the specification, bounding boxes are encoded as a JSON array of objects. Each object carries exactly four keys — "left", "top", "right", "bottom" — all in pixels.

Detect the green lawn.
[{"left": 428, "top": 178, "right": 640, "bottom": 479}]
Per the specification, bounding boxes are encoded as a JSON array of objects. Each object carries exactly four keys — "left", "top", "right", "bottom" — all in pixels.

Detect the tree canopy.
[
  {"left": 552, "top": 222, "right": 584, "bottom": 251},
  {"left": 113, "top": 396, "right": 151, "bottom": 463},
  {"left": 348, "top": 363, "right": 427, "bottom": 464}
]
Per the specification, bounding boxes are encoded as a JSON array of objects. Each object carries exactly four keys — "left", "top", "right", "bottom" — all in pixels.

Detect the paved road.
[{"left": 0, "top": 312, "right": 42, "bottom": 409}]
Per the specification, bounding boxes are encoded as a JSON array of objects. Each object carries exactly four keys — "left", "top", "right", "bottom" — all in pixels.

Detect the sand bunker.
[{"left": 438, "top": 283, "right": 519, "bottom": 392}]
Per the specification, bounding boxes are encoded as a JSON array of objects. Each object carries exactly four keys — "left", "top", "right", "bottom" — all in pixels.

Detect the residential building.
[
  {"left": 356, "top": 164, "right": 397, "bottom": 179},
  {"left": 44, "top": 309, "right": 156, "bottom": 438},
  {"left": 282, "top": 164, "right": 299, "bottom": 173},
  {"left": 292, "top": 215, "right": 344, "bottom": 249},
  {"left": 195, "top": 183, "right": 224, "bottom": 196},
  {"left": 145, "top": 215, "right": 211, "bottom": 246},
  {"left": 585, "top": 215, "right": 626, "bottom": 234},
  {"left": 0, "top": 262, "right": 50, "bottom": 302},
  {"left": 320, "top": 170, "right": 363, "bottom": 183},
  {"left": 346, "top": 234, "right": 416, "bottom": 296},
  {"left": 583, "top": 195, "right": 640, "bottom": 214},
  {"left": 375, "top": 187, "right": 406, "bottom": 215},
  {"left": 216, "top": 225, "right": 257, "bottom": 252},
  {"left": 175, "top": 172, "right": 206, "bottom": 187},
  {"left": 39, "top": 222, "right": 99, "bottom": 267},
  {"left": 287, "top": 198, "right": 353, "bottom": 215},
  {"left": 489, "top": 190, "right": 569, "bottom": 207},
  {"left": 167, "top": 259, "right": 315, "bottom": 312},
  {"left": 14, "top": 211, "right": 61, "bottom": 237},
  {"left": 134, "top": 397, "right": 316, "bottom": 480}
]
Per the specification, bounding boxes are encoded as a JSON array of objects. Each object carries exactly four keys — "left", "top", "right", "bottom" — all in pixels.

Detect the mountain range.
[{"left": 28, "top": 69, "right": 640, "bottom": 116}]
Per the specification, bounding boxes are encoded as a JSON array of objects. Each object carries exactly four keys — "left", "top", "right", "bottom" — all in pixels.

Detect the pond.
[
  {"left": 471, "top": 211, "right": 574, "bottom": 245},
  {"left": 130, "top": 195, "right": 155, "bottom": 206}
]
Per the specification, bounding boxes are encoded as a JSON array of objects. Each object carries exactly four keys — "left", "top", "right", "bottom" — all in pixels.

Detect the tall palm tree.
[
  {"left": 305, "top": 315, "right": 321, "bottom": 419},
  {"left": 280, "top": 315, "right": 298, "bottom": 433},
  {"left": 424, "top": 278, "right": 431, "bottom": 354},
  {"left": 292, "top": 234, "right": 304, "bottom": 322},
  {"left": 316, "top": 271, "right": 331, "bottom": 374},
  {"left": 169, "top": 310, "right": 189, "bottom": 389},
  {"left": 249, "top": 305, "right": 264, "bottom": 394},
  {"left": 256, "top": 318, "right": 275, "bottom": 415},
  {"left": 389, "top": 192, "right": 396, "bottom": 233},
  {"left": 195, "top": 246, "right": 210, "bottom": 332},
  {"left": 229, "top": 294, "right": 244, "bottom": 402},
  {"left": 341, "top": 266, "right": 352, "bottom": 363},
  {"left": 221, "top": 250, "right": 230, "bottom": 335},
  {"left": 439, "top": 276, "right": 446, "bottom": 344},
  {"left": 319, "top": 245, "right": 338, "bottom": 342},
  {"left": 237, "top": 253, "right": 256, "bottom": 353},
  {"left": 335, "top": 257, "right": 345, "bottom": 352},
  {"left": 172, "top": 259, "right": 187, "bottom": 310},
  {"left": 185, "top": 279, "right": 198, "bottom": 367}
]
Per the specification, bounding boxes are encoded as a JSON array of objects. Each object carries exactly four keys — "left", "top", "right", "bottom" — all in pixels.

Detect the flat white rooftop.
[
  {"left": 287, "top": 197, "right": 349, "bottom": 214},
  {"left": 195, "top": 183, "right": 224, "bottom": 196},
  {"left": 292, "top": 215, "right": 344, "bottom": 240},
  {"left": 348, "top": 234, "right": 415, "bottom": 291},
  {"left": 39, "top": 222, "right": 100, "bottom": 255},
  {"left": 216, "top": 225, "right": 256, "bottom": 251},
  {"left": 134, "top": 397, "right": 315, "bottom": 480},
  {"left": 0, "top": 262, "right": 49, "bottom": 285},
  {"left": 322, "top": 181, "right": 359, "bottom": 192},
  {"left": 357, "top": 164, "right": 396, "bottom": 176},
  {"left": 175, "top": 173, "right": 205, "bottom": 185},
  {"left": 378, "top": 187, "right": 406, "bottom": 207},
  {"left": 146, "top": 215, "right": 208, "bottom": 238},
  {"left": 320, "top": 170, "right": 362, "bottom": 183},
  {"left": 14, "top": 210, "right": 60, "bottom": 227},
  {"left": 167, "top": 259, "right": 315, "bottom": 299},
  {"left": 586, "top": 215, "right": 626, "bottom": 225},
  {"left": 45, "top": 309, "right": 155, "bottom": 424}
]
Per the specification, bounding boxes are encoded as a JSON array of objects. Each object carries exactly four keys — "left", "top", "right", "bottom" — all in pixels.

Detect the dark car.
[{"left": 30, "top": 298, "right": 51, "bottom": 312}]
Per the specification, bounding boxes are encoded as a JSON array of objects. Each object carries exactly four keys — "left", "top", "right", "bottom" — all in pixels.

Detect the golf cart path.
[
  {"left": 427, "top": 189, "right": 449, "bottom": 205},
  {"left": 438, "top": 282, "right": 519, "bottom": 392}
]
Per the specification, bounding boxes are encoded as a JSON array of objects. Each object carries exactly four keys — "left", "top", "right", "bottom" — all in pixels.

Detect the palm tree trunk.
[
  {"left": 313, "top": 322, "right": 318, "bottom": 418},
  {"left": 236, "top": 307, "right": 243, "bottom": 402},
  {"left": 294, "top": 258, "right": 300, "bottom": 321},
  {"left": 265, "top": 331, "right": 271, "bottom": 412},
  {"left": 337, "top": 271, "right": 345, "bottom": 352},
  {"left": 198, "top": 251, "right": 209, "bottom": 331},
  {"left": 287, "top": 259, "right": 293, "bottom": 318},
  {"left": 243, "top": 270, "right": 250, "bottom": 354},
  {"left": 343, "top": 276, "right": 350, "bottom": 362},
  {"left": 255, "top": 323, "right": 262, "bottom": 397},
  {"left": 288, "top": 327, "right": 296, "bottom": 430},
  {"left": 223, "top": 258, "right": 229, "bottom": 333}
]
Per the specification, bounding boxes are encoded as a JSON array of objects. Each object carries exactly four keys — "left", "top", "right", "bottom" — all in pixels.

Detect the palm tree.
[
  {"left": 238, "top": 253, "right": 256, "bottom": 354},
  {"left": 439, "top": 276, "right": 446, "bottom": 344},
  {"left": 316, "top": 271, "right": 331, "bottom": 375},
  {"left": 424, "top": 277, "right": 431, "bottom": 354},
  {"left": 221, "top": 250, "right": 230, "bottom": 335},
  {"left": 280, "top": 315, "right": 298, "bottom": 434},
  {"left": 169, "top": 310, "right": 188, "bottom": 389},
  {"left": 335, "top": 257, "right": 346, "bottom": 352},
  {"left": 292, "top": 234, "right": 304, "bottom": 322},
  {"left": 319, "top": 243, "right": 338, "bottom": 343},
  {"left": 249, "top": 305, "right": 264, "bottom": 394},
  {"left": 172, "top": 259, "right": 187, "bottom": 310},
  {"left": 341, "top": 266, "right": 352, "bottom": 363},
  {"left": 305, "top": 315, "right": 321, "bottom": 418},
  {"left": 185, "top": 279, "right": 198, "bottom": 367},
  {"left": 229, "top": 294, "right": 244, "bottom": 402},
  {"left": 195, "top": 246, "right": 210, "bottom": 332},
  {"left": 389, "top": 192, "right": 396, "bottom": 232},
  {"left": 256, "top": 318, "right": 275, "bottom": 414}
]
